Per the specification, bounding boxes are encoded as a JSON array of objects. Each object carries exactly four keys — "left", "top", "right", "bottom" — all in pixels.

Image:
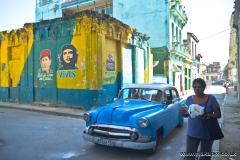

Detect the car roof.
[{"left": 122, "top": 83, "right": 176, "bottom": 90}]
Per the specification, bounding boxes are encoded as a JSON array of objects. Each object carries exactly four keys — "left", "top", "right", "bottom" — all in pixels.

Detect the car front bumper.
[{"left": 82, "top": 131, "right": 156, "bottom": 150}]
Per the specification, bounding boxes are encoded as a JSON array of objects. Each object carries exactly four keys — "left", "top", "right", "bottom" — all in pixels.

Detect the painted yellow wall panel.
[
  {"left": 9, "top": 60, "right": 21, "bottom": 86},
  {"left": 57, "top": 70, "right": 84, "bottom": 89},
  {"left": 149, "top": 53, "right": 153, "bottom": 82},
  {"left": 101, "top": 36, "right": 106, "bottom": 85},
  {"left": 97, "top": 33, "right": 103, "bottom": 88},
  {"left": 70, "top": 33, "right": 87, "bottom": 89},
  {"left": 0, "top": 25, "right": 33, "bottom": 87},
  {"left": 90, "top": 32, "right": 98, "bottom": 89},
  {"left": 0, "top": 33, "right": 10, "bottom": 86}
]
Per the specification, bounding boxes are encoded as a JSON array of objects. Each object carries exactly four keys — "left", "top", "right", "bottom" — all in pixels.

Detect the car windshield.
[{"left": 118, "top": 88, "right": 163, "bottom": 102}]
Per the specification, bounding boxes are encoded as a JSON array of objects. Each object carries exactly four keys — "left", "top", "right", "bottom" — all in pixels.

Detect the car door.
[
  {"left": 164, "top": 88, "right": 181, "bottom": 133},
  {"left": 171, "top": 88, "right": 181, "bottom": 126}
]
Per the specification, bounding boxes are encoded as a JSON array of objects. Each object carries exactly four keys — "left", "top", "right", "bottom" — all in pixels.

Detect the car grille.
[
  {"left": 85, "top": 124, "right": 150, "bottom": 142},
  {"left": 90, "top": 125, "right": 135, "bottom": 140}
]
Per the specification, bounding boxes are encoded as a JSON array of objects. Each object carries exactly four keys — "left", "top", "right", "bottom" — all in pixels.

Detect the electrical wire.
[
  {"left": 200, "top": 27, "right": 231, "bottom": 41},
  {"left": 199, "top": 22, "right": 240, "bottom": 41}
]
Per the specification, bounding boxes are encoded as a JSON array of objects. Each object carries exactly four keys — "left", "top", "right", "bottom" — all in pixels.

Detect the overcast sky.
[
  {"left": 0, "top": 0, "right": 36, "bottom": 31},
  {"left": 0, "top": 0, "right": 235, "bottom": 69},
  {"left": 182, "top": 0, "right": 235, "bottom": 69}
]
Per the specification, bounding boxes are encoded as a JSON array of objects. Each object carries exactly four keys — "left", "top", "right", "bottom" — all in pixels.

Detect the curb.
[{"left": 0, "top": 103, "right": 84, "bottom": 119}]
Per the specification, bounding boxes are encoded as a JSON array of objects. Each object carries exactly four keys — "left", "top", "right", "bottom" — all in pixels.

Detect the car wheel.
[
  {"left": 177, "top": 119, "right": 184, "bottom": 128},
  {"left": 145, "top": 131, "right": 159, "bottom": 154}
]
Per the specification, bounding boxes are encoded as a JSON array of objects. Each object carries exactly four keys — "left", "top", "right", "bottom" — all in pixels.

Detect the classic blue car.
[{"left": 82, "top": 83, "right": 184, "bottom": 154}]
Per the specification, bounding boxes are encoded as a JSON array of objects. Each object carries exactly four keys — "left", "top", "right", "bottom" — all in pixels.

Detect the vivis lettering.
[{"left": 58, "top": 71, "right": 76, "bottom": 78}]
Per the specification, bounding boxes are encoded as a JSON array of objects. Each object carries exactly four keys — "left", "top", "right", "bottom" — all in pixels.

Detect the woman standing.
[
  {"left": 223, "top": 81, "right": 230, "bottom": 94},
  {"left": 180, "top": 78, "right": 222, "bottom": 160}
]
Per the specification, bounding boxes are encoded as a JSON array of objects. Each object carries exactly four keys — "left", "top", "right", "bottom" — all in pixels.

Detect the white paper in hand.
[{"left": 188, "top": 104, "right": 204, "bottom": 118}]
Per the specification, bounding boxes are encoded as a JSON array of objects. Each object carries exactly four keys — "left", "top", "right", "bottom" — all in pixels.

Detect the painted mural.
[
  {"left": 104, "top": 39, "right": 117, "bottom": 85},
  {"left": 57, "top": 44, "right": 83, "bottom": 89},
  {"left": 38, "top": 49, "right": 53, "bottom": 81},
  {"left": 58, "top": 44, "right": 79, "bottom": 70},
  {"left": 106, "top": 53, "right": 115, "bottom": 71},
  {"left": 39, "top": 49, "right": 53, "bottom": 73}
]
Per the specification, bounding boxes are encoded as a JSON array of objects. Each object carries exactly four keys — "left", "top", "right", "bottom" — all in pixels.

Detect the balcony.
[
  {"left": 206, "top": 71, "right": 221, "bottom": 74},
  {"left": 170, "top": 1, "right": 188, "bottom": 26},
  {"left": 36, "top": 0, "right": 60, "bottom": 8},
  {"left": 62, "top": 0, "right": 92, "bottom": 7},
  {"left": 61, "top": 0, "right": 112, "bottom": 16}
]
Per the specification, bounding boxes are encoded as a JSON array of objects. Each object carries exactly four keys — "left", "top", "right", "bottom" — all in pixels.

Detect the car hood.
[{"left": 96, "top": 100, "right": 165, "bottom": 126}]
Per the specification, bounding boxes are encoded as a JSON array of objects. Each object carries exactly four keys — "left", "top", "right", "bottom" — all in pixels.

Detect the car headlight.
[
  {"left": 83, "top": 112, "right": 90, "bottom": 122},
  {"left": 138, "top": 117, "right": 149, "bottom": 128}
]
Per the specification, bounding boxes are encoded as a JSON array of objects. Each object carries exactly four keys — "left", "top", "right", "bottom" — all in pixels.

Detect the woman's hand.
[
  {"left": 198, "top": 113, "right": 207, "bottom": 119},
  {"left": 180, "top": 107, "right": 189, "bottom": 117}
]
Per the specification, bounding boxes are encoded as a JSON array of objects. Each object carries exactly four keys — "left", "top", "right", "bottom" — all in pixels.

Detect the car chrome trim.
[
  {"left": 85, "top": 124, "right": 150, "bottom": 142},
  {"left": 94, "top": 129, "right": 130, "bottom": 136},
  {"left": 82, "top": 131, "right": 156, "bottom": 150},
  {"left": 90, "top": 124, "right": 137, "bottom": 131}
]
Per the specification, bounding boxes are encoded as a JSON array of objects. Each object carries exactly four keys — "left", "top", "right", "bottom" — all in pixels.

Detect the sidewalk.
[
  {"left": 219, "top": 87, "right": 240, "bottom": 160},
  {"left": 0, "top": 102, "right": 85, "bottom": 119}
]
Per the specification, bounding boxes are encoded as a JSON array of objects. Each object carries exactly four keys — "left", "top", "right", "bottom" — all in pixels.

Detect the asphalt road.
[
  {"left": 0, "top": 107, "right": 188, "bottom": 160},
  {"left": 0, "top": 85, "right": 228, "bottom": 160}
]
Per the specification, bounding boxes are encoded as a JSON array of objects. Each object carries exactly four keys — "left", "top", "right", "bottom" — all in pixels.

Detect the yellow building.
[
  {"left": 0, "top": 11, "right": 152, "bottom": 110},
  {"left": 229, "top": 12, "right": 237, "bottom": 85}
]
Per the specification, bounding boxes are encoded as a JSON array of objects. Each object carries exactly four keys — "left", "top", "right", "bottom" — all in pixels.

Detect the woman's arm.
[
  {"left": 198, "top": 107, "right": 221, "bottom": 119},
  {"left": 209, "top": 107, "right": 221, "bottom": 119}
]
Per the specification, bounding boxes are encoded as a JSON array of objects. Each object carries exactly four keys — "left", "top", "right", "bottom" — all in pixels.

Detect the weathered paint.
[
  {"left": 0, "top": 11, "right": 152, "bottom": 110},
  {"left": 0, "top": 26, "right": 34, "bottom": 87},
  {"left": 0, "top": 25, "right": 34, "bottom": 102}
]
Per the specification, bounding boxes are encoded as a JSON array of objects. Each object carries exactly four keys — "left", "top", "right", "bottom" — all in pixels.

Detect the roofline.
[
  {"left": 187, "top": 32, "right": 199, "bottom": 42},
  {"left": 121, "top": 83, "right": 176, "bottom": 90}
]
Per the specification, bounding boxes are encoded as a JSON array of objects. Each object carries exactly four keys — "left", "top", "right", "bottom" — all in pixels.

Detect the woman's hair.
[{"left": 192, "top": 78, "right": 206, "bottom": 89}]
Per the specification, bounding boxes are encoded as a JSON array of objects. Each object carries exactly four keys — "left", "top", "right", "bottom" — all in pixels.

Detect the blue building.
[{"left": 35, "top": 0, "right": 198, "bottom": 95}]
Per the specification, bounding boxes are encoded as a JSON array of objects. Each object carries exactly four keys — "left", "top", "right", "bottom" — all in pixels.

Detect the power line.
[{"left": 200, "top": 27, "right": 231, "bottom": 41}]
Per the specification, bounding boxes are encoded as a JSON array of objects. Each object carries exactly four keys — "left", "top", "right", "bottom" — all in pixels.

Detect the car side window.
[
  {"left": 171, "top": 89, "right": 178, "bottom": 99},
  {"left": 151, "top": 90, "right": 162, "bottom": 102},
  {"left": 165, "top": 89, "right": 172, "bottom": 101},
  {"left": 120, "top": 89, "right": 130, "bottom": 99}
]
